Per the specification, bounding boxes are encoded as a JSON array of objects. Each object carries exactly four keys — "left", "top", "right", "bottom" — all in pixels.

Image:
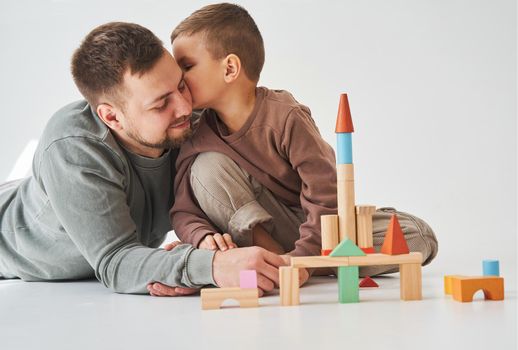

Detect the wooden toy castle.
[{"left": 279, "top": 94, "right": 423, "bottom": 306}]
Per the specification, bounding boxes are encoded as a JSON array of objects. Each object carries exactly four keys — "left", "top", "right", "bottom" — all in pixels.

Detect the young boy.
[
  {"left": 169, "top": 3, "right": 337, "bottom": 285},
  {"left": 169, "top": 3, "right": 438, "bottom": 285}
]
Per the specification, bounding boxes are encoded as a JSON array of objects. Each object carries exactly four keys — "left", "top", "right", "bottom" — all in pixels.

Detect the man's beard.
[{"left": 127, "top": 123, "right": 193, "bottom": 150}]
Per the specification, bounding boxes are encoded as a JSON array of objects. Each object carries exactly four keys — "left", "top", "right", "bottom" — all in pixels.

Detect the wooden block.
[
  {"left": 201, "top": 287, "right": 259, "bottom": 310},
  {"left": 291, "top": 253, "right": 422, "bottom": 269},
  {"left": 336, "top": 164, "right": 356, "bottom": 243},
  {"left": 356, "top": 205, "right": 376, "bottom": 249},
  {"left": 348, "top": 252, "right": 423, "bottom": 266},
  {"left": 280, "top": 267, "right": 300, "bottom": 306},
  {"left": 291, "top": 256, "right": 349, "bottom": 268},
  {"left": 360, "top": 247, "right": 376, "bottom": 254},
  {"left": 359, "top": 276, "right": 379, "bottom": 288},
  {"left": 482, "top": 259, "right": 500, "bottom": 276},
  {"left": 380, "top": 214, "right": 410, "bottom": 255},
  {"left": 444, "top": 275, "right": 464, "bottom": 295},
  {"left": 337, "top": 165, "right": 356, "bottom": 243},
  {"left": 240, "top": 270, "right": 258, "bottom": 289},
  {"left": 321, "top": 249, "right": 333, "bottom": 256},
  {"left": 338, "top": 266, "right": 359, "bottom": 303},
  {"left": 355, "top": 205, "right": 376, "bottom": 215},
  {"left": 337, "top": 163, "right": 354, "bottom": 180},
  {"left": 337, "top": 133, "right": 353, "bottom": 164},
  {"left": 400, "top": 263, "right": 422, "bottom": 301},
  {"left": 329, "top": 237, "right": 365, "bottom": 257},
  {"left": 444, "top": 275, "right": 454, "bottom": 295},
  {"left": 321, "top": 214, "right": 339, "bottom": 252},
  {"left": 335, "top": 93, "right": 354, "bottom": 133},
  {"left": 451, "top": 276, "right": 504, "bottom": 302}
]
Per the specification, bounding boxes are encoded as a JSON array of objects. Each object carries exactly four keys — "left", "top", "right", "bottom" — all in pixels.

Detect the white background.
[{"left": 0, "top": 1, "right": 516, "bottom": 349}]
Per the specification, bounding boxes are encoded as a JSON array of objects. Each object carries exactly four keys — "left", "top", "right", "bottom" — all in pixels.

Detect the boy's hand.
[
  {"left": 199, "top": 233, "right": 237, "bottom": 251},
  {"left": 280, "top": 255, "right": 310, "bottom": 287}
]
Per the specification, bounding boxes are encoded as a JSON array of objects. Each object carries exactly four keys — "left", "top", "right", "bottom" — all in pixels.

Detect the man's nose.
[{"left": 173, "top": 92, "right": 192, "bottom": 118}]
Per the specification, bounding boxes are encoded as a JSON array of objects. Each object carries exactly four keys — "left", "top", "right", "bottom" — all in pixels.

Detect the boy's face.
[{"left": 172, "top": 33, "right": 226, "bottom": 109}]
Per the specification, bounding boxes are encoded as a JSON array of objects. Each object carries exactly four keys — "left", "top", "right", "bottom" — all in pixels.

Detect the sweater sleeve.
[
  {"left": 170, "top": 148, "right": 220, "bottom": 248},
  {"left": 281, "top": 107, "right": 338, "bottom": 256},
  {"left": 38, "top": 138, "right": 215, "bottom": 293}
]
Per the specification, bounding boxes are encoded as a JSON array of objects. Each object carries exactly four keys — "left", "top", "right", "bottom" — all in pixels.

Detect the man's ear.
[
  {"left": 96, "top": 103, "right": 123, "bottom": 131},
  {"left": 223, "top": 54, "right": 241, "bottom": 83}
]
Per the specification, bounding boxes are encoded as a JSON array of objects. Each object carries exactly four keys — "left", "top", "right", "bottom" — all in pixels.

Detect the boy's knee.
[
  {"left": 367, "top": 207, "right": 438, "bottom": 276},
  {"left": 191, "top": 152, "right": 240, "bottom": 187}
]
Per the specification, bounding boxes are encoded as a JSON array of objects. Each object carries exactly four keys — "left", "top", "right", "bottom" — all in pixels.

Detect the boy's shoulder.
[{"left": 260, "top": 86, "right": 311, "bottom": 115}]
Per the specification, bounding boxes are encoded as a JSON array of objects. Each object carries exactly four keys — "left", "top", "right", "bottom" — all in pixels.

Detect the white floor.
[{"left": 0, "top": 268, "right": 516, "bottom": 350}]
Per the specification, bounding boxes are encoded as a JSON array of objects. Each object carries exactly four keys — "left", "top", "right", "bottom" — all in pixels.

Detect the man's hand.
[
  {"left": 147, "top": 240, "right": 199, "bottom": 297},
  {"left": 199, "top": 233, "right": 237, "bottom": 251},
  {"left": 280, "top": 255, "right": 310, "bottom": 287},
  {"left": 147, "top": 283, "right": 199, "bottom": 297},
  {"left": 212, "top": 246, "right": 287, "bottom": 296}
]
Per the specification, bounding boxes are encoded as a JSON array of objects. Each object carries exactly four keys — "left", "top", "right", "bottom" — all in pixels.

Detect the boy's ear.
[
  {"left": 96, "top": 103, "right": 124, "bottom": 131},
  {"left": 223, "top": 54, "right": 241, "bottom": 83}
]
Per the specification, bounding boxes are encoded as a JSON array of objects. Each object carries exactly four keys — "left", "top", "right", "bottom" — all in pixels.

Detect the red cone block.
[
  {"left": 335, "top": 94, "right": 354, "bottom": 133},
  {"left": 380, "top": 214, "right": 410, "bottom": 255}
]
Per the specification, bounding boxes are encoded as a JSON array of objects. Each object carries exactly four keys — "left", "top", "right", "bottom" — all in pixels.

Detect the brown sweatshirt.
[{"left": 171, "top": 87, "right": 337, "bottom": 256}]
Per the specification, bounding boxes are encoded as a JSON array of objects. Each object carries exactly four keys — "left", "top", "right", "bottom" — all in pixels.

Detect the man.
[{"left": 0, "top": 22, "right": 283, "bottom": 295}]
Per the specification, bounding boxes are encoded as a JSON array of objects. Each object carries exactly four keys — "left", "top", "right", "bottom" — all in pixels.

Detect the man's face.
[
  {"left": 116, "top": 51, "right": 193, "bottom": 156},
  {"left": 172, "top": 33, "right": 225, "bottom": 109}
]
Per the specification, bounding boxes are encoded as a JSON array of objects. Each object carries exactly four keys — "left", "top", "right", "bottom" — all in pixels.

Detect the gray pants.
[{"left": 190, "top": 152, "right": 438, "bottom": 276}]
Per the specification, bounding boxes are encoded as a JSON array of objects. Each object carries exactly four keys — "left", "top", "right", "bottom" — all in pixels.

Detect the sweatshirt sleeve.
[
  {"left": 281, "top": 107, "right": 338, "bottom": 256},
  {"left": 38, "top": 138, "right": 215, "bottom": 293},
  {"left": 170, "top": 147, "right": 220, "bottom": 248}
]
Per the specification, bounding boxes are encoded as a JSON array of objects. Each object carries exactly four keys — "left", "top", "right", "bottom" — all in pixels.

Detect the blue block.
[
  {"left": 482, "top": 259, "right": 500, "bottom": 276},
  {"left": 336, "top": 133, "right": 353, "bottom": 164}
]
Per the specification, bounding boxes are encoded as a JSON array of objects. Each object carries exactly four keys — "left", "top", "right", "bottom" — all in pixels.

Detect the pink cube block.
[{"left": 239, "top": 270, "right": 258, "bottom": 289}]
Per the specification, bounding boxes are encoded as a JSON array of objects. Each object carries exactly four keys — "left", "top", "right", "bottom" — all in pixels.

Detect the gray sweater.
[{"left": 0, "top": 100, "right": 215, "bottom": 293}]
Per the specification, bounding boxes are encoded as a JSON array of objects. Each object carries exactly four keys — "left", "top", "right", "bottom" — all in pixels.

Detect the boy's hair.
[
  {"left": 71, "top": 22, "right": 164, "bottom": 108},
  {"left": 171, "top": 3, "right": 264, "bottom": 82}
]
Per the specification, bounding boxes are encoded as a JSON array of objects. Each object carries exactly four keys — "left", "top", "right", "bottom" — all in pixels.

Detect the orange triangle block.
[
  {"left": 359, "top": 276, "right": 379, "bottom": 288},
  {"left": 335, "top": 94, "right": 354, "bottom": 133},
  {"left": 380, "top": 214, "right": 409, "bottom": 255}
]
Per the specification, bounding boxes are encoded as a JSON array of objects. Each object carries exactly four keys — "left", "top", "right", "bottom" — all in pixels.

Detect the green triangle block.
[
  {"left": 330, "top": 238, "right": 366, "bottom": 257},
  {"left": 338, "top": 266, "right": 359, "bottom": 303}
]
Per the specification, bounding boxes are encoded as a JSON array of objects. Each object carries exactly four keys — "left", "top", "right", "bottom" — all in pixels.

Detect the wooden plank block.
[
  {"left": 291, "top": 256, "right": 350, "bottom": 268},
  {"left": 201, "top": 287, "right": 259, "bottom": 310},
  {"left": 321, "top": 214, "right": 339, "bottom": 253},
  {"left": 280, "top": 267, "right": 299, "bottom": 306},
  {"left": 348, "top": 252, "right": 423, "bottom": 266},
  {"left": 400, "top": 263, "right": 422, "bottom": 301},
  {"left": 291, "top": 253, "right": 422, "bottom": 268}
]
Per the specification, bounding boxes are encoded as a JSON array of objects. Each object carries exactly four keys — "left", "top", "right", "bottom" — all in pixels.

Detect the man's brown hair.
[
  {"left": 171, "top": 3, "right": 264, "bottom": 82},
  {"left": 71, "top": 22, "right": 164, "bottom": 108}
]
